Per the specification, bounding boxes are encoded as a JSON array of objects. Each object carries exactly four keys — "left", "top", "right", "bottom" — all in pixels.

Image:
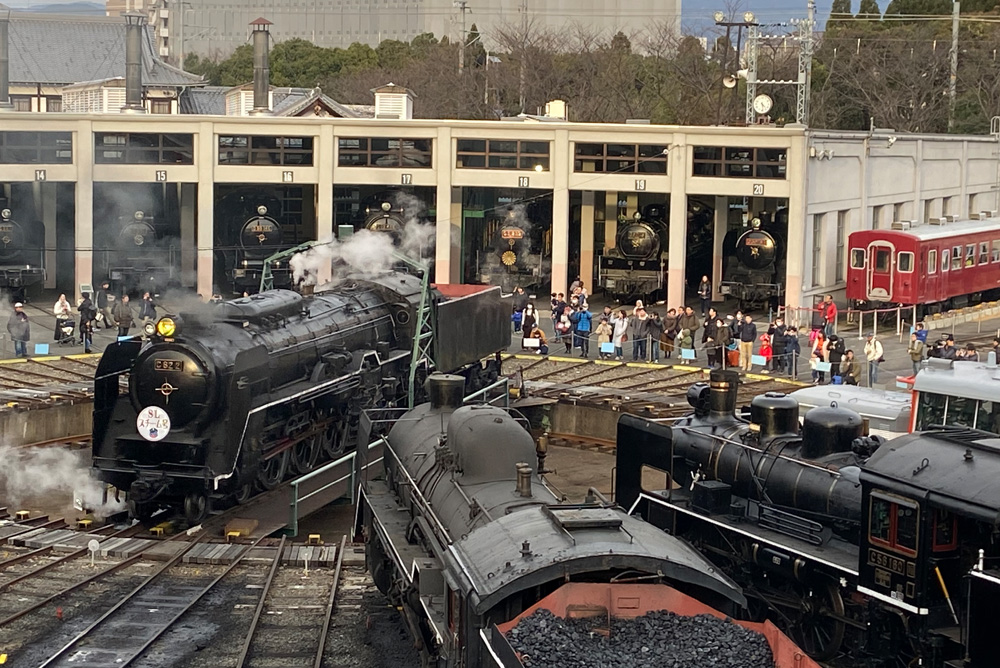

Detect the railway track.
[{"left": 505, "top": 354, "right": 805, "bottom": 420}]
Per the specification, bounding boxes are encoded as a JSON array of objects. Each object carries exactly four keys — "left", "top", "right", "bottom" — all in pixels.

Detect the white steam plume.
[
  {"left": 290, "top": 193, "right": 435, "bottom": 286},
  {"left": 0, "top": 446, "right": 125, "bottom": 519}
]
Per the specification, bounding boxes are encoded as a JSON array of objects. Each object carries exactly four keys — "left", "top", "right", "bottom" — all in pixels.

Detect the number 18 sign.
[{"left": 137, "top": 405, "right": 171, "bottom": 442}]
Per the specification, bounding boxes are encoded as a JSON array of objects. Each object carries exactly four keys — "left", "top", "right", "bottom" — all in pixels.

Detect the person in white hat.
[{"left": 6, "top": 302, "right": 30, "bottom": 357}]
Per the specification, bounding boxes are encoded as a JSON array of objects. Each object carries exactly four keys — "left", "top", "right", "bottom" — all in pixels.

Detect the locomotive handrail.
[
  {"left": 463, "top": 378, "right": 510, "bottom": 408},
  {"left": 379, "top": 435, "right": 455, "bottom": 547}
]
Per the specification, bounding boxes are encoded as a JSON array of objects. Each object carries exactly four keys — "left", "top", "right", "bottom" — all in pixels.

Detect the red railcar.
[{"left": 846, "top": 215, "right": 1000, "bottom": 309}]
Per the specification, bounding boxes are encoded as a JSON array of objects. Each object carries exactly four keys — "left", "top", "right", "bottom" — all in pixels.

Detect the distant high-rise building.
[
  {"left": 147, "top": 0, "right": 680, "bottom": 63},
  {"left": 106, "top": 0, "right": 151, "bottom": 16}
]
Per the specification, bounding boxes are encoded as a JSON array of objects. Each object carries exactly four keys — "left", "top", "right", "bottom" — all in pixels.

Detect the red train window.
[
  {"left": 898, "top": 252, "right": 914, "bottom": 272},
  {"left": 928, "top": 249, "right": 937, "bottom": 274},
  {"left": 951, "top": 246, "right": 962, "bottom": 271},
  {"left": 979, "top": 243, "right": 989, "bottom": 265},
  {"left": 851, "top": 249, "right": 865, "bottom": 269},
  {"left": 992, "top": 240, "right": 1000, "bottom": 263},
  {"left": 942, "top": 249, "right": 950, "bottom": 272},
  {"left": 869, "top": 493, "right": 920, "bottom": 558},
  {"left": 875, "top": 249, "right": 891, "bottom": 272},
  {"left": 965, "top": 244, "right": 975, "bottom": 268}
]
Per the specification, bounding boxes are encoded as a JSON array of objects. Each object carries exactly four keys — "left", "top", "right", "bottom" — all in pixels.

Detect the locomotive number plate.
[
  {"left": 744, "top": 238, "right": 770, "bottom": 246},
  {"left": 501, "top": 228, "right": 524, "bottom": 240},
  {"left": 868, "top": 548, "right": 905, "bottom": 575},
  {"left": 250, "top": 224, "right": 273, "bottom": 233},
  {"left": 0, "top": 225, "right": 12, "bottom": 233},
  {"left": 154, "top": 359, "right": 184, "bottom": 372}
]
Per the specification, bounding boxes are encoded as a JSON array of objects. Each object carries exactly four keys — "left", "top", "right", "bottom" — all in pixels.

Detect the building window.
[
  {"left": 811, "top": 214, "right": 823, "bottom": 287},
  {"left": 0, "top": 131, "right": 73, "bottom": 163},
  {"left": 12, "top": 97, "right": 31, "bottom": 112},
  {"left": 95, "top": 133, "right": 194, "bottom": 164},
  {"left": 46, "top": 97, "right": 62, "bottom": 112},
  {"left": 691, "top": 146, "right": 786, "bottom": 179},
  {"left": 220, "top": 136, "right": 315, "bottom": 166},
  {"left": 455, "top": 139, "right": 549, "bottom": 170},
  {"left": 892, "top": 202, "right": 904, "bottom": 222},
  {"left": 574, "top": 143, "right": 667, "bottom": 173},
  {"left": 338, "top": 137, "right": 432, "bottom": 167},
  {"left": 835, "top": 211, "right": 847, "bottom": 282},
  {"left": 149, "top": 99, "right": 172, "bottom": 114},
  {"left": 872, "top": 205, "right": 884, "bottom": 229}
]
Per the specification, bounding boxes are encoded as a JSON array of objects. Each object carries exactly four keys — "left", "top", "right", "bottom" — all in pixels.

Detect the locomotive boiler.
[
  {"left": 0, "top": 206, "right": 45, "bottom": 300},
  {"left": 599, "top": 204, "right": 668, "bottom": 302},
  {"left": 618, "top": 369, "right": 1000, "bottom": 667},
  {"left": 359, "top": 374, "right": 747, "bottom": 667},
  {"left": 92, "top": 270, "right": 510, "bottom": 523},
  {"left": 720, "top": 214, "right": 786, "bottom": 310},
  {"left": 104, "top": 210, "right": 178, "bottom": 296}
]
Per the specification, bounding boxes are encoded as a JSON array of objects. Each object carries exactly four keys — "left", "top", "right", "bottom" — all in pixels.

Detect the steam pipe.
[
  {"left": 122, "top": 12, "right": 146, "bottom": 113},
  {"left": 0, "top": 4, "right": 11, "bottom": 111}
]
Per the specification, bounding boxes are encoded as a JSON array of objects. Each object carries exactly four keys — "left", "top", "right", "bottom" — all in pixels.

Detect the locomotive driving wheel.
[
  {"left": 320, "top": 412, "right": 349, "bottom": 458},
  {"left": 183, "top": 493, "right": 210, "bottom": 524},
  {"left": 291, "top": 434, "right": 320, "bottom": 474},
  {"left": 771, "top": 581, "right": 846, "bottom": 662},
  {"left": 257, "top": 450, "right": 289, "bottom": 490}
]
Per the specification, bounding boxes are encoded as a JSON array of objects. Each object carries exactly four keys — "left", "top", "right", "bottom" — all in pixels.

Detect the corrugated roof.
[
  {"left": 179, "top": 86, "right": 228, "bottom": 115},
  {"left": 8, "top": 12, "right": 203, "bottom": 87},
  {"left": 270, "top": 87, "right": 359, "bottom": 118}
]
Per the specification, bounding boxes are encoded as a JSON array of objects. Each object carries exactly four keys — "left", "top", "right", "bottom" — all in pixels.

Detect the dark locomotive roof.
[
  {"left": 213, "top": 289, "right": 304, "bottom": 322},
  {"left": 861, "top": 427, "right": 1000, "bottom": 526}
]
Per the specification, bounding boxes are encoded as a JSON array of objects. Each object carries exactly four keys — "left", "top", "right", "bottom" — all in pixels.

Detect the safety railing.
[{"left": 463, "top": 377, "right": 510, "bottom": 408}]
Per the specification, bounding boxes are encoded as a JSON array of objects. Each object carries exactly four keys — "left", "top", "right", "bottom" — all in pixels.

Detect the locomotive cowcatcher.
[
  {"left": 91, "top": 268, "right": 510, "bottom": 523},
  {"left": 618, "top": 368, "right": 1000, "bottom": 667}
]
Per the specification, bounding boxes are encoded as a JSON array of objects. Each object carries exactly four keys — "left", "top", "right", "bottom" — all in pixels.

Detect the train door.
[
  {"left": 922, "top": 245, "right": 939, "bottom": 303},
  {"left": 866, "top": 241, "right": 894, "bottom": 301}
]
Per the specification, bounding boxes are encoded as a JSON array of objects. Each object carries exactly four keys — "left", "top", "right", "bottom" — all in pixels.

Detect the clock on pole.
[{"left": 752, "top": 94, "right": 773, "bottom": 115}]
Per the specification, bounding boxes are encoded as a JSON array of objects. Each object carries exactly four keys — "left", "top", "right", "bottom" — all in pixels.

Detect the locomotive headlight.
[
  {"left": 134, "top": 211, "right": 144, "bottom": 221},
  {"left": 381, "top": 201, "right": 392, "bottom": 212},
  {"left": 156, "top": 317, "right": 177, "bottom": 338},
  {"left": 633, "top": 211, "right": 642, "bottom": 221},
  {"left": 1, "top": 209, "right": 10, "bottom": 220},
  {"left": 257, "top": 205, "right": 268, "bottom": 216},
  {"left": 144, "top": 322, "right": 157, "bottom": 336}
]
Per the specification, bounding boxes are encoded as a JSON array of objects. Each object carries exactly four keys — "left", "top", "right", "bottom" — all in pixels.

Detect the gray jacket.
[{"left": 6, "top": 312, "right": 30, "bottom": 341}]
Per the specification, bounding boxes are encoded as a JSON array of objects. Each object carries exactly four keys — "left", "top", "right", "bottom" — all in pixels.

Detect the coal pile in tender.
[{"left": 505, "top": 609, "right": 775, "bottom": 668}]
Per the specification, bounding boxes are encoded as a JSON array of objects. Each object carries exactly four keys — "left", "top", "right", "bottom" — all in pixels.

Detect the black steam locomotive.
[
  {"left": 0, "top": 205, "right": 45, "bottom": 301},
  {"left": 214, "top": 190, "right": 290, "bottom": 295},
  {"left": 92, "top": 270, "right": 510, "bottom": 523},
  {"left": 476, "top": 204, "right": 550, "bottom": 293},
  {"left": 720, "top": 212, "right": 787, "bottom": 310},
  {"left": 358, "top": 374, "right": 746, "bottom": 667},
  {"left": 103, "top": 210, "right": 179, "bottom": 296},
  {"left": 599, "top": 204, "right": 668, "bottom": 302},
  {"left": 618, "top": 369, "right": 1000, "bottom": 667}
]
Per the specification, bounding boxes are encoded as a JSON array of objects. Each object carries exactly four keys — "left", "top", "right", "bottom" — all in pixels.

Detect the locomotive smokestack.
[
  {"left": 249, "top": 18, "right": 272, "bottom": 115},
  {"left": 0, "top": 4, "right": 13, "bottom": 111},
  {"left": 122, "top": 12, "right": 146, "bottom": 113},
  {"left": 427, "top": 374, "right": 465, "bottom": 410},
  {"left": 709, "top": 369, "right": 740, "bottom": 417}
]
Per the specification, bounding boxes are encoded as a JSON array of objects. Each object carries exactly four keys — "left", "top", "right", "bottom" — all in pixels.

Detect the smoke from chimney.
[
  {"left": 122, "top": 11, "right": 146, "bottom": 113},
  {"left": 250, "top": 17, "right": 272, "bottom": 115}
]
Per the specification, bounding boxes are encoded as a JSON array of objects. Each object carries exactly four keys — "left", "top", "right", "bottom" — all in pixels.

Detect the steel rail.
[
  {"left": 313, "top": 535, "right": 348, "bottom": 668},
  {"left": 234, "top": 535, "right": 288, "bottom": 668}
]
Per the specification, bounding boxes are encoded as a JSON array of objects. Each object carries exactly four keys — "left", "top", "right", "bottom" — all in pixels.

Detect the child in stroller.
[{"left": 55, "top": 319, "right": 76, "bottom": 345}]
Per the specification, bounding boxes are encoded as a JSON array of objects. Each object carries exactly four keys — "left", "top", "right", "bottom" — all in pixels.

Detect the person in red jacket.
[
  {"left": 758, "top": 333, "right": 773, "bottom": 372},
  {"left": 824, "top": 295, "right": 838, "bottom": 338}
]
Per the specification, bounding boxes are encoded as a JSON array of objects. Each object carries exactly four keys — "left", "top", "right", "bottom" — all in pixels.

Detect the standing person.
[
  {"left": 550, "top": 293, "right": 566, "bottom": 344},
  {"left": 139, "top": 292, "right": 157, "bottom": 340},
  {"left": 113, "top": 295, "right": 134, "bottom": 338},
  {"left": 758, "top": 334, "right": 773, "bottom": 373},
  {"left": 95, "top": 281, "right": 113, "bottom": 329},
  {"left": 677, "top": 328, "right": 694, "bottom": 358},
  {"left": 521, "top": 304, "right": 537, "bottom": 340},
  {"left": 823, "top": 295, "right": 838, "bottom": 338},
  {"left": 570, "top": 302, "right": 592, "bottom": 358},
  {"left": 715, "top": 318, "right": 733, "bottom": 368},
  {"left": 697, "top": 276, "right": 711, "bottom": 317},
  {"left": 826, "top": 335, "right": 845, "bottom": 380},
  {"left": 769, "top": 317, "right": 787, "bottom": 374},
  {"left": 840, "top": 350, "right": 862, "bottom": 385},
  {"left": 645, "top": 311, "right": 664, "bottom": 362},
  {"left": 660, "top": 308, "right": 678, "bottom": 360},
  {"left": 939, "top": 335, "right": 957, "bottom": 360},
  {"left": 907, "top": 333, "right": 924, "bottom": 375},
  {"left": 77, "top": 292, "right": 96, "bottom": 353},
  {"left": 630, "top": 308, "right": 649, "bottom": 361},
  {"left": 512, "top": 286, "right": 528, "bottom": 333},
  {"left": 53, "top": 293, "right": 71, "bottom": 341},
  {"left": 556, "top": 305, "right": 574, "bottom": 354},
  {"left": 914, "top": 322, "right": 928, "bottom": 344},
  {"left": 702, "top": 308, "right": 720, "bottom": 367},
  {"left": 810, "top": 351, "right": 826, "bottom": 385},
  {"left": 810, "top": 297, "right": 826, "bottom": 344},
  {"left": 596, "top": 316, "right": 613, "bottom": 359},
  {"left": 864, "top": 332, "right": 884, "bottom": 385},
  {"left": 611, "top": 309, "right": 629, "bottom": 361},
  {"left": 784, "top": 327, "right": 801, "bottom": 377},
  {"left": 730, "top": 310, "right": 744, "bottom": 342},
  {"left": 678, "top": 306, "right": 700, "bottom": 343},
  {"left": 6, "top": 302, "right": 30, "bottom": 357},
  {"left": 739, "top": 314, "right": 757, "bottom": 371}
]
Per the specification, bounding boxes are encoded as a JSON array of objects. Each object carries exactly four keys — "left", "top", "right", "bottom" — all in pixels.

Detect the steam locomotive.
[
  {"left": 476, "top": 202, "right": 551, "bottom": 293},
  {"left": 214, "top": 190, "right": 290, "bottom": 295},
  {"left": 92, "top": 270, "right": 510, "bottom": 523},
  {"left": 720, "top": 212, "right": 787, "bottom": 310},
  {"left": 358, "top": 374, "right": 747, "bottom": 667},
  {"left": 102, "top": 210, "right": 179, "bottom": 296},
  {"left": 0, "top": 205, "right": 45, "bottom": 301},
  {"left": 598, "top": 204, "right": 668, "bottom": 302},
  {"left": 618, "top": 369, "right": 1000, "bottom": 667}
]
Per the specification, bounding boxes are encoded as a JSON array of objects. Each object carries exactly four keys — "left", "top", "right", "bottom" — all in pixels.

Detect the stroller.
[{"left": 55, "top": 319, "right": 76, "bottom": 345}]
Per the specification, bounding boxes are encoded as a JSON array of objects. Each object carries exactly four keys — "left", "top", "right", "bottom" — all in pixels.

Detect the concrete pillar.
[
  {"left": 785, "top": 134, "right": 808, "bottom": 309},
  {"left": 626, "top": 192, "right": 638, "bottom": 216},
  {"left": 316, "top": 124, "right": 334, "bottom": 284},
  {"left": 712, "top": 195, "right": 727, "bottom": 302},
  {"left": 74, "top": 121, "right": 94, "bottom": 301},
  {"left": 42, "top": 183, "right": 57, "bottom": 289},
  {"left": 666, "top": 140, "right": 688, "bottom": 308},
  {"left": 550, "top": 130, "right": 571, "bottom": 296},
  {"left": 580, "top": 190, "right": 595, "bottom": 291},
  {"left": 604, "top": 191, "right": 618, "bottom": 251},
  {"left": 434, "top": 126, "right": 461, "bottom": 283},
  {"left": 179, "top": 182, "right": 195, "bottom": 287},
  {"left": 196, "top": 121, "right": 215, "bottom": 298}
]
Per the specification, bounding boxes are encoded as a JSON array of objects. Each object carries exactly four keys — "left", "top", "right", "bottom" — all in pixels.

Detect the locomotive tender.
[
  {"left": 598, "top": 204, "right": 668, "bottom": 302},
  {"left": 92, "top": 270, "right": 509, "bottom": 523},
  {"left": 359, "top": 374, "right": 747, "bottom": 667},
  {"left": 618, "top": 368, "right": 1000, "bottom": 667}
]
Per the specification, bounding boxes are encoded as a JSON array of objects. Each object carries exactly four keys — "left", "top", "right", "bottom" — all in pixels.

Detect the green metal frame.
[{"left": 259, "top": 240, "right": 317, "bottom": 293}]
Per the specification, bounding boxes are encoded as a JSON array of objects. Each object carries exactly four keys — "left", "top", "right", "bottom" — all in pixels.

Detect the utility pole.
[
  {"left": 948, "top": 0, "right": 959, "bottom": 131},
  {"left": 798, "top": 0, "right": 815, "bottom": 126},
  {"left": 456, "top": 0, "right": 469, "bottom": 75}
]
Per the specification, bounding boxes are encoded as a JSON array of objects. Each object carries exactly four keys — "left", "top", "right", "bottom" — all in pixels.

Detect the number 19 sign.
[{"left": 137, "top": 405, "right": 171, "bottom": 442}]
